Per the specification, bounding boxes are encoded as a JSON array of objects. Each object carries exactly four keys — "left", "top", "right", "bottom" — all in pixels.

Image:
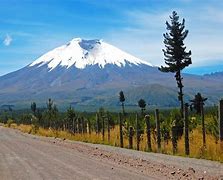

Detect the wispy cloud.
[
  {"left": 201, "top": 7, "right": 223, "bottom": 24},
  {"left": 12, "top": 31, "right": 34, "bottom": 37},
  {"left": 106, "top": 11, "right": 170, "bottom": 65},
  {"left": 0, "top": 19, "right": 47, "bottom": 27},
  {"left": 106, "top": 6, "right": 223, "bottom": 67},
  {"left": 3, "top": 34, "right": 12, "bottom": 46}
]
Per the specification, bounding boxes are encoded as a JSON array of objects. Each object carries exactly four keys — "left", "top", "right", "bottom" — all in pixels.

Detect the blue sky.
[{"left": 0, "top": 0, "right": 223, "bottom": 75}]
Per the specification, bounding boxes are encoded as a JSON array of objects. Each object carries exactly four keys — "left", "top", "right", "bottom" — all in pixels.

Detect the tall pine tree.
[{"left": 159, "top": 11, "right": 192, "bottom": 117}]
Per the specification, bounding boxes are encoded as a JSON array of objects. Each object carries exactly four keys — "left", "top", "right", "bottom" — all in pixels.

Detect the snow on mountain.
[
  {"left": 29, "top": 38, "right": 152, "bottom": 70},
  {"left": 0, "top": 37, "right": 223, "bottom": 108}
]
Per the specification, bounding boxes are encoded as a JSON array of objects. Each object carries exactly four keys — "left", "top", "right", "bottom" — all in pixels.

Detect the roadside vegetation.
[
  {"left": 1, "top": 11, "right": 222, "bottom": 163},
  {"left": 2, "top": 103, "right": 223, "bottom": 162}
]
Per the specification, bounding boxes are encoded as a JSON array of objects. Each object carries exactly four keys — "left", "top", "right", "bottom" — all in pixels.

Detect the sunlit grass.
[{"left": 9, "top": 123, "right": 223, "bottom": 162}]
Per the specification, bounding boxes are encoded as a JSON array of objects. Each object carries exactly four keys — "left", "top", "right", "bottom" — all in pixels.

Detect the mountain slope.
[{"left": 0, "top": 38, "right": 222, "bottom": 109}]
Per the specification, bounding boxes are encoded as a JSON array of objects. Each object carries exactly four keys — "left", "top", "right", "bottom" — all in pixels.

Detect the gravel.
[{"left": 1, "top": 126, "right": 222, "bottom": 180}]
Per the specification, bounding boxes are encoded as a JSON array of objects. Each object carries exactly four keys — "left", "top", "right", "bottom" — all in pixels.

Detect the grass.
[{"left": 8, "top": 123, "right": 223, "bottom": 162}]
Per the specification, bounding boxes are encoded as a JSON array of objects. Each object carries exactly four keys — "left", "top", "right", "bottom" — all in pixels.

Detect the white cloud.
[
  {"left": 106, "top": 7, "right": 223, "bottom": 67},
  {"left": 106, "top": 11, "right": 167, "bottom": 65},
  {"left": 3, "top": 34, "right": 12, "bottom": 46}
]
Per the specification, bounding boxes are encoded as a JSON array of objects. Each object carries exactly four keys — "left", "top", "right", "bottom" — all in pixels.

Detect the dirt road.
[{"left": 0, "top": 126, "right": 222, "bottom": 180}]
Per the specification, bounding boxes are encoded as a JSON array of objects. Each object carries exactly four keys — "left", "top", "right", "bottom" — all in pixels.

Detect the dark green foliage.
[
  {"left": 47, "top": 98, "right": 53, "bottom": 111},
  {"left": 190, "top": 93, "right": 207, "bottom": 114},
  {"left": 0, "top": 111, "right": 9, "bottom": 124},
  {"left": 134, "top": 112, "right": 146, "bottom": 150},
  {"left": 145, "top": 115, "right": 152, "bottom": 151},
  {"left": 160, "top": 113, "right": 171, "bottom": 144},
  {"left": 138, "top": 99, "right": 146, "bottom": 115},
  {"left": 171, "top": 125, "right": 178, "bottom": 154},
  {"left": 119, "top": 91, "right": 125, "bottom": 103},
  {"left": 170, "top": 109, "right": 184, "bottom": 137},
  {"left": 155, "top": 109, "right": 161, "bottom": 152},
  {"left": 159, "top": 11, "right": 192, "bottom": 116},
  {"left": 97, "top": 107, "right": 105, "bottom": 133},
  {"left": 66, "top": 106, "right": 76, "bottom": 133},
  {"left": 161, "top": 123, "right": 171, "bottom": 144},
  {"left": 119, "top": 91, "right": 125, "bottom": 115},
  {"left": 3, "top": 97, "right": 220, "bottom": 155},
  {"left": 136, "top": 115, "right": 145, "bottom": 144},
  {"left": 170, "top": 109, "right": 184, "bottom": 154},
  {"left": 107, "top": 112, "right": 115, "bottom": 128},
  {"left": 190, "top": 93, "right": 208, "bottom": 146},
  {"left": 184, "top": 103, "right": 190, "bottom": 155},
  {"left": 20, "top": 113, "right": 32, "bottom": 125},
  {"left": 43, "top": 98, "right": 59, "bottom": 128},
  {"left": 206, "top": 106, "right": 218, "bottom": 143},
  {"left": 31, "top": 102, "right": 37, "bottom": 115},
  {"left": 92, "top": 108, "right": 115, "bottom": 134},
  {"left": 36, "top": 108, "right": 44, "bottom": 127}
]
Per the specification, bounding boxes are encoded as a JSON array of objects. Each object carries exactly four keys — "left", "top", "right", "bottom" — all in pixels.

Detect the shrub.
[{"left": 7, "top": 119, "right": 14, "bottom": 127}]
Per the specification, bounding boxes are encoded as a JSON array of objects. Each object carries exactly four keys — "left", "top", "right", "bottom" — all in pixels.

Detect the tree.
[
  {"left": 159, "top": 11, "right": 192, "bottom": 117},
  {"left": 66, "top": 106, "right": 76, "bottom": 132},
  {"left": 206, "top": 105, "right": 218, "bottom": 144},
  {"left": 47, "top": 98, "right": 53, "bottom": 112},
  {"left": 36, "top": 108, "right": 43, "bottom": 127},
  {"left": 20, "top": 113, "right": 32, "bottom": 125},
  {"left": 190, "top": 93, "right": 207, "bottom": 114},
  {"left": 138, "top": 99, "right": 146, "bottom": 115},
  {"left": 45, "top": 98, "right": 55, "bottom": 128},
  {"left": 119, "top": 91, "right": 125, "bottom": 115},
  {"left": 190, "top": 92, "right": 207, "bottom": 146},
  {"left": 52, "top": 104, "right": 59, "bottom": 129},
  {"left": 170, "top": 109, "right": 184, "bottom": 153},
  {"left": 31, "top": 102, "right": 37, "bottom": 116}
]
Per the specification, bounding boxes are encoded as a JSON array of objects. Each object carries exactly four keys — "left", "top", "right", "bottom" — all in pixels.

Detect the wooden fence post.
[
  {"left": 128, "top": 126, "right": 133, "bottom": 149},
  {"left": 107, "top": 114, "right": 110, "bottom": 142},
  {"left": 136, "top": 113, "right": 140, "bottom": 151},
  {"left": 81, "top": 117, "right": 84, "bottom": 134},
  {"left": 96, "top": 113, "right": 99, "bottom": 134},
  {"left": 219, "top": 99, "right": 223, "bottom": 151},
  {"left": 201, "top": 102, "right": 206, "bottom": 147},
  {"left": 172, "top": 123, "right": 178, "bottom": 154},
  {"left": 88, "top": 118, "right": 91, "bottom": 134},
  {"left": 184, "top": 103, "right": 190, "bottom": 155},
  {"left": 78, "top": 117, "right": 81, "bottom": 134},
  {"left": 72, "top": 118, "right": 76, "bottom": 134},
  {"left": 145, "top": 115, "right": 152, "bottom": 151},
  {"left": 102, "top": 116, "right": 105, "bottom": 141},
  {"left": 119, "top": 113, "right": 123, "bottom": 148},
  {"left": 84, "top": 119, "right": 88, "bottom": 133},
  {"left": 155, "top": 109, "right": 161, "bottom": 152}
]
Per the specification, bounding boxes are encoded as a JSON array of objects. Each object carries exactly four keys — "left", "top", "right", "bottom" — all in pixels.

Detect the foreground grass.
[{"left": 8, "top": 123, "right": 223, "bottom": 162}]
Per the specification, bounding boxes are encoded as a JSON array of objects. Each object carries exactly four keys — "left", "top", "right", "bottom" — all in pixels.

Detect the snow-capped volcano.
[
  {"left": 30, "top": 38, "right": 152, "bottom": 70},
  {"left": 1, "top": 37, "right": 222, "bottom": 109}
]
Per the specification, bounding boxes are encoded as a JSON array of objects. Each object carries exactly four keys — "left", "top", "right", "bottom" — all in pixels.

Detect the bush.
[{"left": 7, "top": 119, "right": 14, "bottom": 127}]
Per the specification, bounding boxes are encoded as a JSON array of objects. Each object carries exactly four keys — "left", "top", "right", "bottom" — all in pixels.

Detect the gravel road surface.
[{"left": 0, "top": 126, "right": 222, "bottom": 180}]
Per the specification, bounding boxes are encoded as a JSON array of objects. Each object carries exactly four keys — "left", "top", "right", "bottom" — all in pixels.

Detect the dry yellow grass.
[{"left": 9, "top": 123, "right": 223, "bottom": 162}]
